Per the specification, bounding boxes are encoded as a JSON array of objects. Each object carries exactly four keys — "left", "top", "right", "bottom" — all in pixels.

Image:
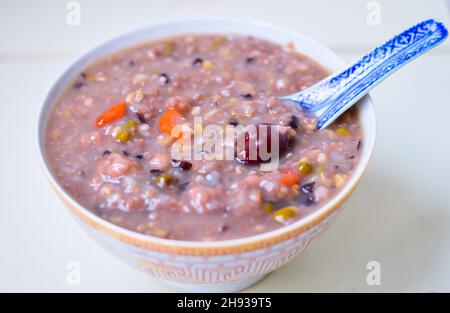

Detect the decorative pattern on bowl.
[{"left": 74, "top": 205, "right": 341, "bottom": 291}]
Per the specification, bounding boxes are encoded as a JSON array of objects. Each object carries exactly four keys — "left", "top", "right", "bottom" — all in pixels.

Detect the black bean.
[
  {"left": 128, "top": 60, "right": 136, "bottom": 67},
  {"left": 171, "top": 159, "right": 192, "bottom": 171},
  {"left": 135, "top": 155, "right": 144, "bottom": 160},
  {"left": 102, "top": 150, "right": 111, "bottom": 157},
  {"left": 74, "top": 72, "right": 87, "bottom": 89},
  {"left": 301, "top": 182, "right": 316, "bottom": 206},
  {"left": 178, "top": 182, "right": 189, "bottom": 192},
  {"left": 216, "top": 224, "right": 228, "bottom": 233},
  {"left": 122, "top": 150, "right": 129, "bottom": 156},
  {"left": 288, "top": 115, "right": 299, "bottom": 129},
  {"left": 150, "top": 169, "right": 162, "bottom": 175},
  {"left": 136, "top": 112, "right": 147, "bottom": 123},
  {"left": 245, "top": 56, "right": 255, "bottom": 64},
  {"left": 159, "top": 73, "right": 170, "bottom": 84},
  {"left": 305, "top": 194, "right": 315, "bottom": 206},
  {"left": 349, "top": 155, "right": 355, "bottom": 159},
  {"left": 240, "top": 93, "right": 253, "bottom": 100},
  {"left": 228, "top": 118, "right": 240, "bottom": 126},
  {"left": 93, "top": 206, "right": 105, "bottom": 215},
  {"left": 192, "top": 58, "right": 203, "bottom": 66},
  {"left": 301, "top": 182, "right": 315, "bottom": 193},
  {"left": 73, "top": 81, "right": 84, "bottom": 89},
  {"left": 356, "top": 140, "right": 362, "bottom": 150}
]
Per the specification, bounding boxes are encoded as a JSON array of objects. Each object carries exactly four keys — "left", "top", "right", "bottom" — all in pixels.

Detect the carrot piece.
[
  {"left": 95, "top": 102, "right": 127, "bottom": 128},
  {"left": 158, "top": 108, "right": 185, "bottom": 137},
  {"left": 279, "top": 168, "right": 302, "bottom": 186}
]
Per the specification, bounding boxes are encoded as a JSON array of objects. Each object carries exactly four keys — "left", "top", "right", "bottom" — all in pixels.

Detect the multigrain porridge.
[{"left": 45, "top": 35, "right": 363, "bottom": 241}]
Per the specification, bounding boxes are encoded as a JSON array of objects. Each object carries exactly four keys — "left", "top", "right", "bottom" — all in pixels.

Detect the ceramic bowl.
[{"left": 37, "top": 19, "right": 376, "bottom": 292}]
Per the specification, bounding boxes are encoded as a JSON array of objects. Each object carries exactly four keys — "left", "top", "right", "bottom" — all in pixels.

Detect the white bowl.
[{"left": 37, "top": 19, "right": 376, "bottom": 292}]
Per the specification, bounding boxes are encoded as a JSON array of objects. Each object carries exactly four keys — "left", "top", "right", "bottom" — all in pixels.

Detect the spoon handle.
[{"left": 282, "top": 19, "right": 448, "bottom": 129}]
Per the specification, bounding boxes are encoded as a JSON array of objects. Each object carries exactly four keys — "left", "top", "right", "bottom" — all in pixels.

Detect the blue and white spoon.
[{"left": 281, "top": 19, "right": 448, "bottom": 129}]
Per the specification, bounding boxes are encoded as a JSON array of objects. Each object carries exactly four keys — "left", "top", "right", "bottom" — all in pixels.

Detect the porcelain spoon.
[{"left": 281, "top": 19, "right": 448, "bottom": 129}]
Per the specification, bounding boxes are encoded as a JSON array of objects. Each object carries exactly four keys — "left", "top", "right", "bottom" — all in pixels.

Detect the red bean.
[{"left": 235, "top": 123, "right": 295, "bottom": 165}]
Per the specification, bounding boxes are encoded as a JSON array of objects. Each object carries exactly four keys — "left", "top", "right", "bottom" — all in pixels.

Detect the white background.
[{"left": 0, "top": 0, "right": 449, "bottom": 292}]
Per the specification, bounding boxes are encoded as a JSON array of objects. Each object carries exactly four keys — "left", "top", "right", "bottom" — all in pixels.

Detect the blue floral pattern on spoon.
[{"left": 281, "top": 19, "right": 448, "bottom": 129}]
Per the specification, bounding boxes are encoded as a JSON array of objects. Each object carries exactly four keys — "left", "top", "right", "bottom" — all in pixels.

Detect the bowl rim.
[{"left": 36, "top": 18, "right": 376, "bottom": 255}]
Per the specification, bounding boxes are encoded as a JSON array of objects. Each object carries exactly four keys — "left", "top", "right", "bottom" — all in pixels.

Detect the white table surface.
[{"left": 1, "top": 0, "right": 449, "bottom": 292}]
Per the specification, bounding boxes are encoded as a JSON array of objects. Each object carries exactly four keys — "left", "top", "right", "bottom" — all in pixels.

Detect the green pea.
[
  {"left": 317, "top": 165, "right": 326, "bottom": 174},
  {"left": 263, "top": 203, "right": 275, "bottom": 214},
  {"left": 273, "top": 206, "right": 298, "bottom": 224},
  {"left": 297, "top": 161, "right": 313, "bottom": 176},
  {"left": 156, "top": 173, "right": 178, "bottom": 188},
  {"left": 124, "top": 120, "right": 138, "bottom": 130},
  {"left": 336, "top": 127, "right": 349, "bottom": 137},
  {"left": 115, "top": 130, "right": 131, "bottom": 143},
  {"left": 163, "top": 42, "right": 175, "bottom": 55}
]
